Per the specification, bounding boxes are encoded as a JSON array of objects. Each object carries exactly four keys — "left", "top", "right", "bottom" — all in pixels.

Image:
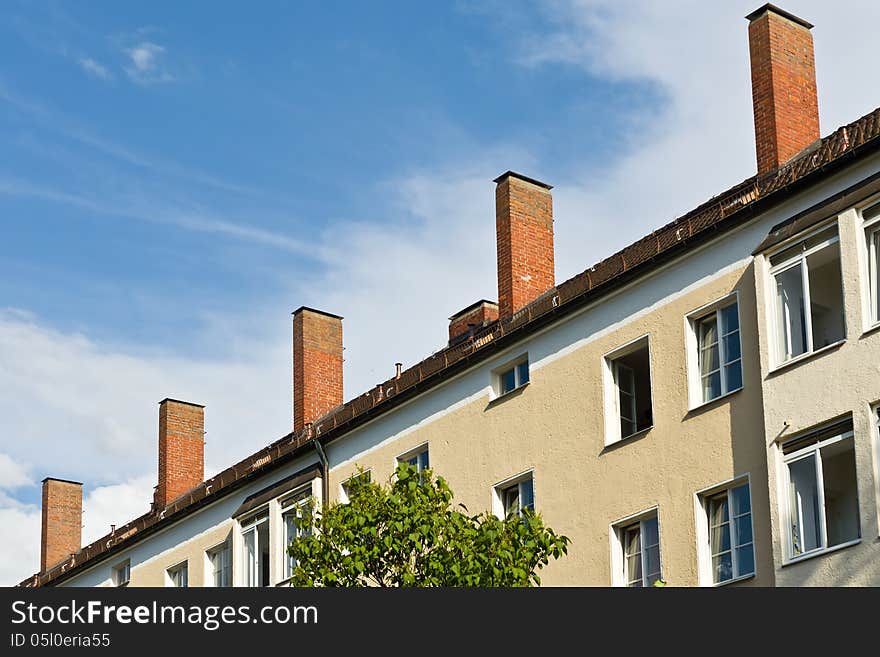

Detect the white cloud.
[
  {"left": 0, "top": 453, "right": 32, "bottom": 490},
  {"left": 77, "top": 57, "right": 111, "bottom": 80},
  {"left": 123, "top": 41, "right": 174, "bottom": 84}
]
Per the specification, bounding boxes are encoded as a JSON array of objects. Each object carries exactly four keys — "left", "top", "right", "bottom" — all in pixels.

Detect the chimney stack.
[
  {"left": 40, "top": 477, "right": 82, "bottom": 572},
  {"left": 293, "top": 306, "right": 343, "bottom": 432},
  {"left": 747, "top": 4, "right": 820, "bottom": 176},
  {"left": 448, "top": 300, "right": 499, "bottom": 345},
  {"left": 494, "top": 171, "right": 555, "bottom": 320},
  {"left": 156, "top": 398, "right": 204, "bottom": 509}
]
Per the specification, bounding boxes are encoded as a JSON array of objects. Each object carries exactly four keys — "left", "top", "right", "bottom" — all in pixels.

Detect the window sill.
[
  {"left": 486, "top": 381, "right": 529, "bottom": 408},
  {"left": 712, "top": 572, "right": 755, "bottom": 587},
  {"left": 686, "top": 386, "right": 743, "bottom": 416},
  {"left": 601, "top": 426, "right": 653, "bottom": 453},
  {"left": 781, "top": 538, "right": 861, "bottom": 567},
  {"left": 767, "top": 339, "right": 846, "bottom": 377},
  {"left": 860, "top": 321, "right": 880, "bottom": 339}
]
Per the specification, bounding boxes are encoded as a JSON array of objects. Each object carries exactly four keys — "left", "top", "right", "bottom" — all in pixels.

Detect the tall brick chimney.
[
  {"left": 40, "top": 477, "right": 82, "bottom": 572},
  {"left": 293, "top": 306, "right": 343, "bottom": 432},
  {"left": 494, "top": 171, "right": 555, "bottom": 320},
  {"left": 747, "top": 4, "right": 820, "bottom": 176},
  {"left": 156, "top": 398, "right": 204, "bottom": 509}
]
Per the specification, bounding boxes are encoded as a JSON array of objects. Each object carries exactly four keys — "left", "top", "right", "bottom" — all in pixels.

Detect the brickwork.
[
  {"left": 748, "top": 6, "right": 820, "bottom": 176},
  {"left": 157, "top": 399, "right": 204, "bottom": 508},
  {"left": 293, "top": 307, "right": 343, "bottom": 432},
  {"left": 448, "top": 300, "right": 499, "bottom": 343},
  {"left": 495, "top": 172, "right": 555, "bottom": 319},
  {"left": 40, "top": 478, "right": 82, "bottom": 572}
]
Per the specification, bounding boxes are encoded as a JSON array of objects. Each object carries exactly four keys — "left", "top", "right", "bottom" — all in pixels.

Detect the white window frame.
[
  {"left": 610, "top": 507, "right": 661, "bottom": 587},
  {"left": 860, "top": 199, "right": 880, "bottom": 331},
  {"left": 695, "top": 475, "right": 755, "bottom": 586},
  {"left": 767, "top": 223, "right": 845, "bottom": 369},
  {"left": 280, "top": 487, "right": 312, "bottom": 581},
  {"left": 166, "top": 560, "right": 188, "bottom": 588},
  {"left": 492, "top": 470, "right": 534, "bottom": 519},
  {"left": 111, "top": 559, "right": 130, "bottom": 587},
  {"left": 685, "top": 293, "right": 743, "bottom": 409},
  {"left": 602, "top": 335, "right": 653, "bottom": 446},
  {"left": 781, "top": 426, "right": 860, "bottom": 564},
  {"left": 396, "top": 443, "right": 430, "bottom": 473},
  {"left": 492, "top": 353, "right": 530, "bottom": 399},
  {"left": 239, "top": 509, "right": 269, "bottom": 587},
  {"left": 205, "top": 540, "right": 231, "bottom": 587},
  {"left": 339, "top": 470, "right": 372, "bottom": 504}
]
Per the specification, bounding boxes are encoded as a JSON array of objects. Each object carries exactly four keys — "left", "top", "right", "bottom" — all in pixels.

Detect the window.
[
  {"left": 769, "top": 225, "right": 845, "bottom": 365},
  {"left": 701, "top": 482, "right": 754, "bottom": 584},
  {"left": 783, "top": 421, "right": 860, "bottom": 560},
  {"left": 167, "top": 561, "right": 188, "bottom": 588},
  {"left": 240, "top": 510, "right": 270, "bottom": 587},
  {"left": 281, "top": 490, "right": 312, "bottom": 580},
  {"left": 863, "top": 202, "right": 880, "bottom": 325},
  {"left": 398, "top": 445, "right": 429, "bottom": 473},
  {"left": 494, "top": 473, "right": 534, "bottom": 518},
  {"left": 689, "top": 300, "right": 742, "bottom": 404},
  {"left": 112, "top": 560, "right": 130, "bottom": 587},
  {"left": 340, "top": 470, "right": 371, "bottom": 503},
  {"left": 207, "top": 542, "right": 230, "bottom": 587},
  {"left": 604, "top": 337, "right": 652, "bottom": 443},
  {"left": 495, "top": 356, "right": 529, "bottom": 396},
  {"left": 614, "top": 513, "right": 661, "bottom": 587}
]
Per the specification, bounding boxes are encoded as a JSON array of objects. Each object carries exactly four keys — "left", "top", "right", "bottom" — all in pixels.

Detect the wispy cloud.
[
  {"left": 123, "top": 41, "right": 175, "bottom": 84},
  {"left": 0, "top": 177, "right": 316, "bottom": 256},
  {"left": 77, "top": 56, "right": 112, "bottom": 80}
]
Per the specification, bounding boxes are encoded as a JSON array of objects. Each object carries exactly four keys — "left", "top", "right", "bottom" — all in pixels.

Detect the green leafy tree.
[{"left": 287, "top": 463, "right": 569, "bottom": 587}]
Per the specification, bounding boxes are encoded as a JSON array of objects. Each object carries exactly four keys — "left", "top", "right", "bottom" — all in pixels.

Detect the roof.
[{"left": 20, "top": 104, "right": 880, "bottom": 588}]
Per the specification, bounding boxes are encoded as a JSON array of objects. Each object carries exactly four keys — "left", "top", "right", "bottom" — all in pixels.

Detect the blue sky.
[{"left": 2, "top": 1, "right": 879, "bottom": 584}]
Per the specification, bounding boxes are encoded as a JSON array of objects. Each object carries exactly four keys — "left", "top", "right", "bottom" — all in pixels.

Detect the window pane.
[
  {"left": 775, "top": 264, "right": 807, "bottom": 361},
  {"left": 626, "top": 554, "right": 643, "bottom": 586},
  {"left": 731, "top": 484, "right": 751, "bottom": 516},
  {"left": 820, "top": 439, "right": 860, "bottom": 547},
  {"left": 503, "top": 487, "right": 519, "bottom": 516},
  {"left": 702, "top": 372, "right": 721, "bottom": 401},
  {"left": 711, "top": 522, "right": 731, "bottom": 553},
  {"left": 722, "top": 332, "right": 741, "bottom": 362},
  {"left": 624, "top": 526, "right": 641, "bottom": 557},
  {"left": 420, "top": 450, "right": 429, "bottom": 471},
  {"left": 720, "top": 303, "right": 739, "bottom": 333},
  {"left": 500, "top": 368, "right": 516, "bottom": 394},
  {"left": 642, "top": 517, "right": 659, "bottom": 548},
  {"left": 243, "top": 529, "right": 256, "bottom": 587},
  {"left": 735, "top": 545, "right": 755, "bottom": 577},
  {"left": 698, "top": 316, "right": 718, "bottom": 352},
  {"left": 724, "top": 362, "right": 742, "bottom": 392},
  {"left": 708, "top": 495, "right": 729, "bottom": 526},
  {"left": 712, "top": 551, "right": 733, "bottom": 583},
  {"left": 806, "top": 244, "right": 845, "bottom": 349},
  {"left": 519, "top": 478, "right": 534, "bottom": 513},
  {"left": 734, "top": 516, "right": 752, "bottom": 546},
  {"left": 699, "top": 345, "right": 720, "bottom": 372},
  {"left": 516, "top": 361, "right": 529, "bottom": 386},
  {"left": 644, "top": 545, "right": 661, "bottom": 584},
  {"left": 788, "top": 454, "right": 821, "bottom": 555}
]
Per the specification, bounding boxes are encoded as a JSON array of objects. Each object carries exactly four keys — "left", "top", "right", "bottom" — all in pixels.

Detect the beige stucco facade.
[{"left": 327, "top": 260, "right": 773, "bottom": 586}]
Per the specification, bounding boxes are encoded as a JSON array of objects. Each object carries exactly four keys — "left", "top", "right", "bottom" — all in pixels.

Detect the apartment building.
[{"left": 21, "top": 4, "right": 880, "bottom": 588}]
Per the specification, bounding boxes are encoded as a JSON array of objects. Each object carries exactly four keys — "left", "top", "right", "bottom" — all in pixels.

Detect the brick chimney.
[
  {"left": 747, "top": 4, "right": 820, "bottom": 176},
  {"left": 293, "top": 306, "right": 343, "bottom": 432},
  {"left": 156, "top": 398, "right": 204, "bottom": 509},
  {"left": 40, "top": 477, "right": 82, "bottom": 572},
  {"left": 448, "top": 300, "right": 499, "bottom": 345},
  {"left": 494, "top": 171, "right": 555, "bottom": 320}
]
